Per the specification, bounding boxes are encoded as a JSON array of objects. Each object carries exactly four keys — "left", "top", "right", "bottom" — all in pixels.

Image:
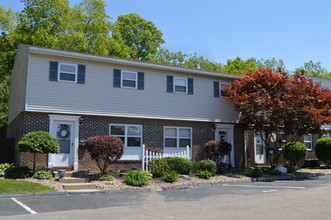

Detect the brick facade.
[
  {"left": 7, "top": 112, "right": 244, "bottom": 172},
  {"left": 245, "top": 130, "right": 321, "bottom": 168}
]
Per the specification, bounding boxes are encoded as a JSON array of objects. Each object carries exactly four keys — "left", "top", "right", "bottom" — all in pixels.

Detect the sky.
[{"left": 1, "top": 0, "right": 331, "bottom": 72}]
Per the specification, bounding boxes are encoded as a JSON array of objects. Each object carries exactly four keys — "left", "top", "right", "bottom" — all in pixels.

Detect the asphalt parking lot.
[{"left": 1, "top": 175, "right": 331, "bottom": 218}]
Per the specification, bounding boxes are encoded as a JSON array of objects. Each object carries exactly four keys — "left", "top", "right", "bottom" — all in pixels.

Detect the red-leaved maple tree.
[{"left": 225, "top": 68, "right": 331, "bottom": 167}]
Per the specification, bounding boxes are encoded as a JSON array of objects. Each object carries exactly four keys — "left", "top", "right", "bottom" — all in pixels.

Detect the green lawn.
[{"left": 0, "top": 179, "right": 56, "bottom": 194}]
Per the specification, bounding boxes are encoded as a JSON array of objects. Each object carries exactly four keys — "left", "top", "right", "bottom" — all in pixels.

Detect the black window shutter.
[
  {"left": 167, "top": 75, "right": 173, "bottom": 93},
  {"left": 77, "top": 64, "right": 85, "bottom": 84},
  {"left": 49, "top": 61, "right": 58, "bottom": 81},
  {"left": 137, "top": 72, "right": 144, "bottom": 90},
  {"left": 113, "top": 69, "right": 121, "bottom": 87},
  {"left": 188, "top": 78, "right": 194, "bottom": 95},
  {"left": 214, "top": 81, "right": 220, "bottom": 97}
]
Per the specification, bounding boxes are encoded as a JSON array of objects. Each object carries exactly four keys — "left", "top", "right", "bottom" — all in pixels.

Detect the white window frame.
[
  {"left": 220, "top": 83, "right": 231, "bottom": 97},
  {"left": 164, "top": 126, "right": 192, "bottom": 148},
  {"left": 174, "top": 77, "right": 188, "bottom": 94},
  {"left": 304, "top": 134, "right": 313, "bottom": 151},
  {"left": 121, "top": 70, "right": 138, "bottom": 89},
  {"left": 58, "top": 63, "right": 78, "bottom": 83},
  {"left": 109, "top": 124, "right": 142, "bottom": 148}
]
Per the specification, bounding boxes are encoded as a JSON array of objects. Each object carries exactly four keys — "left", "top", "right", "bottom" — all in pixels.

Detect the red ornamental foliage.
[
  {"left": 225, "top": 68, "right": 331, "bottom": 139},
  {"left": 204, "top": 140, "right": 232, "bottom": 160},
  {"left": 85, "top": 136, "right": 124, "bottom": 174}
]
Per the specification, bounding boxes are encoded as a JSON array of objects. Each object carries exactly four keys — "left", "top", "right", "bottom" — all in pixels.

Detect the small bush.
[
  {"left": 123, "top": 171, "right": 152, "bottom": 187},
  {"left": 5, "top": 166, "right": 32, "bottom": 179},
  {"left": 198, "top": 170, "right": 213, "bottom": 179},
  {"left": 287, "top": 167, "right": 297, "bottom": 174},
  {"left": 199, "top": 160, "right": 217, "bottom": 175},
  {"left": 148, "top": 158, "right": 169, "bottom": 177},
  {"left": 204, "top": 140, "right": 232, "bottom": 160},
  {"left": 16, "top": 131, "right": 60, "bottom": 173},
  {"left": 0, "top": 163, "right": 14, "bottom": 177},
  {"left": 163, "top": 157, "right": 192, "bottom": 175},
  {"left": 98, "top": 174, "right": 114, "bottom": 181},
  {"left": 282, "top": 142, "right": 307, "bottom": 168},
  {"left": 163, "top": 171, "right": 179, "bottom": 183},
  {"left": 85, "top": 135, "right": 124, "bottom": 174},
  {"left": 243, "top": 168, "right": 263, "bottom": 178},
  {"left": 315, "top": 137, "right": 331, "bottom": 166},
  {"left": 268, "top": 169, "right": 283, "bottom": 176},
  {"left": 191, "top": 162, "right": 200, "bottom": 173},
  {"left": 33, "top": 170, "right": 52, "bottom": 180}
]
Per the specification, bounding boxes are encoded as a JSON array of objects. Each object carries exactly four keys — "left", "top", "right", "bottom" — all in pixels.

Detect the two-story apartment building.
[{"left": 7, "top": 45, "right": 244, "bottom": 171}]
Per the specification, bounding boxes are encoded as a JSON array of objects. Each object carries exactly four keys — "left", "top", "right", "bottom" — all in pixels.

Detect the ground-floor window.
[
  {"left": 304, "top": 134, "right": 312, "bottom": 150},
  {"left": 164, "top": 126, "right": 192, "bottom": 148},
  {"left": 109, "top": 124, "right": 142, "bottom": 147}
]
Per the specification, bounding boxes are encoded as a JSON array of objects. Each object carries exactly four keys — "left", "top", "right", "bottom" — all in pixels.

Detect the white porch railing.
[{"left": 142, "top": 145, "right": 190, "bottom": 171}]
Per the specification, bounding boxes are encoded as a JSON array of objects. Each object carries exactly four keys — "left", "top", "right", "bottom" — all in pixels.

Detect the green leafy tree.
[
  {"left": 153, "top": 48, "right": 223, "bottom": 72},
  {"left": 257, "top": 58, "right": 287, "bottom": 71},
  {"left": 112, "top": 13, "right": 165, "bottom": 61},
  {"left": 16, "top": 131, "right": 60, "bottom": 173},
  {"left": 0, "top": 6, "right": 16, "bottom": 33},
  {"left": 296, "top": 60, "right": 331, "bottom": 79},
  {"left": 220, "top": 57, "right": 259, "bottom": 76}
]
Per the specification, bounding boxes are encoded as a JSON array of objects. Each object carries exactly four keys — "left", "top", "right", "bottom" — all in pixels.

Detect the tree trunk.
[{"left": 33, "top": 153, "right": 36, "bottom": 173}]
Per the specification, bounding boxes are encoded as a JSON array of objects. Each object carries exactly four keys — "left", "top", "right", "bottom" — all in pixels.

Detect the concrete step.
[
  {"left": 66, "top": 189, "right": 101, "bottom": 193},
  {"left": 62, "top": 183, "right": 97, "bottom": 191},
  {"left": 53, "top": 170, "right": 89, "bottom": 178},
  {"left": 58, "top": 177, "right": 88, "bottom": 183}
]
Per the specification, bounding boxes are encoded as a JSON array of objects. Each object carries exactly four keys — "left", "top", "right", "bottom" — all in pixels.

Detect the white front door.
[
  {"left": 51, "top": 121, "right": 74, "bottom": 167},
  {"left": 214, "top": 124, "right": 235, "bottom": 168},
  {"left": 254, "top": 132, "right": 265, "bottom": 164},
  {"left": 48, "top": 115, "right": 80, "bottom": 170}
]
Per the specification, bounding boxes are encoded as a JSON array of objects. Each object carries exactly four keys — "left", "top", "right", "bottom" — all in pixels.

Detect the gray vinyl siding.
[
  {"left": 7, "top": 48, "right": 29, "bottom": 123},
  {"left": 26, "top": 54, "right": 239, "bottom": 123}
]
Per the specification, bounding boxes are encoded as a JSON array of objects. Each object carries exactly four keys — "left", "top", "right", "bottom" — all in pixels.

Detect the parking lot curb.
[{"left": 0, "top": 173, "right": 327, "bottom": 198}]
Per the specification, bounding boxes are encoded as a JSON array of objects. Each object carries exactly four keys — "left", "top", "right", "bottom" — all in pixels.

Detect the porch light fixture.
[{"left": 79, "top": 117, "right": 84, "bottom": 125}]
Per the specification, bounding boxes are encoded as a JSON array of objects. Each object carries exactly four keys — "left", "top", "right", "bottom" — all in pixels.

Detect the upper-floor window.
[
  {"left": 164, "top": 126, "right": 192, "bottom": 148},
  {"left": 220, "top": 83, "right": 231, "bottom": 97},
  {"left": 174, "top": 77, "right": 187, "bottom": 93},
  {"left": 121, "top": 71, "right": 137, "bottom": 89},
  {"left": 213, "top": 82, "right": 231, "bottom": 97},
  {"left": 167, "top": 75, "right": 193, "bottom": 95},
  {"left": 110, "top": 124, "right": 142, "bottom": 147},
  {"left": 304, "top": 134, "right": 312, "bottom": 150},
  {"left": 113, "top": 69, "right": 144, "bottom": 90},
  {"left": 49, "top": 61, "right": 85, "bottom": 84},
  {"left": 59, "top": 63, "right": 77, "bottom": 82}
]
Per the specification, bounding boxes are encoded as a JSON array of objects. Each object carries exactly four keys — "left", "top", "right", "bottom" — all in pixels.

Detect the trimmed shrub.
[
  {"left": 162, "top": 157, "right": 192, "bottom": 175},
  {"left": 204, "top": 140, "right": 232, "bottom": 161},
  {"left": 0, "top": 163, "right": 14, "bottom": 177},
  {"left": 282, "top": 142, "right": 307, "bottom": 168},
  {"left": 33, "top": 170, "right": 52, "bottom": 180},
  {"left": 5, "top": 166, "right": 32, "bottom": 179},
  {"left": 148, "top": 158, "right": 169, "bottom": 177},
  {"left": 16, "top": 131, "right": 60, "bottom": 173},
  {"left": 85, "top": 136, "right": 124, "bottom": 174},
  {"left": 315, "top": 137, "right": 331, "bottom": 166},
  {"left": 98, "top": 174, "right": 114, "bottom": 181},
  {"left": 268, "top": 169, "right": 283, "bottom": 176},
  {"left": 163, "top": 171, "right": 179, "bottom": 183},
  {"left": 191, "top": 162, "right": 200, "bottom": 173},
  {"left": 199, "top": 160, "right": 217, "bottom": 176},
  {"left": 123, "top": 171, "right": 152, "bottom": 187},
  {"left": 243, "top": 168, "right": 263, "bottom": 178},
  {"left": 198, "top": 170, "right": 213, "bottom": 179}
]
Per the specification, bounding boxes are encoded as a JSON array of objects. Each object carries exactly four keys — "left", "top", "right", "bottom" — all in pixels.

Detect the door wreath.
[{"left": 57, "top": 124, "right": 70, "bottom": 138}]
